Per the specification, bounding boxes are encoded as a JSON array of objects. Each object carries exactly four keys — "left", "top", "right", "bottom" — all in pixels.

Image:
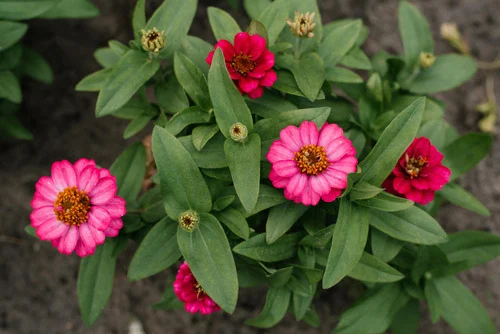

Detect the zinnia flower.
[
  {"left": 382, "top": 137, "right": 451, "bottom": 205},
  {"left": 173, "top": 262, "right": 220, "bottom": 315},
  {"left": 206, "top": 32, "right": 277, "bottom": 99},
  {"left": 266, "top": 121, "right": 358, "bottom": 206},
  {"left": 30, "top": 159, "right": 126, "bottom": 257}
]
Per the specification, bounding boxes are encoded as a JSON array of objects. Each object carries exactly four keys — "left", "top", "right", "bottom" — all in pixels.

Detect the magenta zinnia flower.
[
  {"left": 206, "top": 32, "right": 277, "bottom": 99},
  {"left": 382, "top": 137, "right": 451, "bottom": 205},
  {"left": 266, "top": 121, "right": 358, "bottom": 206},
  {"left": 173, "top": 262, "right": 220, "bottom": 315},
  {"left": 30, "top": 159, "right": 126, "bottom": 257}
]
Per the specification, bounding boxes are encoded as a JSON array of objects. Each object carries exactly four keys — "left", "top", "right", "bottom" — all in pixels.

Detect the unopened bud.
[
  {"left": 440, "top": 22, "right": 470, "bottom": 54},
  {"left": 286, "top": 11, "right": 316, "bottom": 38},
  {"left": 141, "top": 27, "right": 166, "bottom": 53},
  {"left": 419, "top": 52, "right": 436, "bottom": 68},
  {"left": 178, "top": 210, "right": 199, "bottom": 232},
  {"left": 229, "top": 122, "right": 248, "bottom": 143}
]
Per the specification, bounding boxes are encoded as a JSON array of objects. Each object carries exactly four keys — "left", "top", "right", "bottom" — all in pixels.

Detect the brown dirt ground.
[{"left": 0, "top": 0, "right": 499, "bottom": 333}]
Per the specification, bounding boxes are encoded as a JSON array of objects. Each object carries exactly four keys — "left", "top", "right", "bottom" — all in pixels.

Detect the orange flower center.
[
  {"left": 231, "top": 52, "right": 256, "bottom": 76},
  {"left": 404, "top": 154, "right": 428, "bottom": 179},
  {"left": 53, "top": 186, "right": 91, "bottom": 226},
  {"left": 294, "top": 144, "right": 330, "bottom": 176}
]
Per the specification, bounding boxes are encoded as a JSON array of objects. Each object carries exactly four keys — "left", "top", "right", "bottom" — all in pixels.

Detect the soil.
[{"left": 1, "top": 0, "right": 499, "bottom": 333}]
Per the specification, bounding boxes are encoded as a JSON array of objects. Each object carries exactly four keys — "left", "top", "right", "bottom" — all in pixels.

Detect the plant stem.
[{"left": 294, "top": 37, "right": 301, "bottom": 60}]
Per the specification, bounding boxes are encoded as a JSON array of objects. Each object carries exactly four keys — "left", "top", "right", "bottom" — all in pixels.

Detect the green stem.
[{"left": 294, "top": 37, "right": 301, "bottom": 60}]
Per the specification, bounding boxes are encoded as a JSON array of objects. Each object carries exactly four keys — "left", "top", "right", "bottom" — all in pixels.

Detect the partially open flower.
[
  {"left": 206, "top": 32, "right": 277, "bottom": 99},
  {"left": 178, "top": 210, "right": 199, "bottom": 232},
  {"left": 267, "top": 121, "right": 358, "bottom": 206},
  {"left": 173, "top": 262, "right": 220, "bottom": 315},
  {"left": 419, "top": 52, "right": 436, "bottom": 68},
  {"left": 229, "top": 122, "right": 248, "bottom": 143},
  {"left": 141, "top": 27, "right": 166, "bottom": 53},
  {"left": 287, "top": 11, "right": 316, "bottom": 38},
  {"left": 30, "top": 159, "right": 126, "bottom": 257},
  {"left": 382, "top": 137, "right": 451, "bottom": 205}
]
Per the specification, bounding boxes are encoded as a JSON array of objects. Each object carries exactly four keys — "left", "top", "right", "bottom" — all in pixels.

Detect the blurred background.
[{"left": 1, "top": 0, "right": 499, "bottom": 333}]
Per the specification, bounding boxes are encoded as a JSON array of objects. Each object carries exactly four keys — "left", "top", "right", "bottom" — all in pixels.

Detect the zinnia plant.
[{"left": 25, "top": 0, "right": 498, "bottom": 333}]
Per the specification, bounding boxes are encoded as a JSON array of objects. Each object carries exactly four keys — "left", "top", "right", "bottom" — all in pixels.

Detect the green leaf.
[
  {"left": 214, "top": 207, "right": 250, "bottom": 240},
  {"left": 0, "top": 22, "right": 28, "bottom": 50},
  {"left": 319, "top": 19, "right": 362, "bottom": 67},
  {"left": 425, "top": 276, "right": 496, "bottom": 334},
  {"left": 370, "top": 228, "right": 405, "bottom": 262},
  {"left": 155, "top": 77, "right": 189, "bottom": 114},
  {"left": 398, "top": 1, "right": 433, "bottom": 70},
  {"left": 233, "top": 232, "right": 303, "bottom": 262},
  {"left": 0, "top": 1, "right": 55, "bottom": 20},
  {"left": 207, "top": 7, "right": 241, "bottom": 42},
  {"left": 75, "top": 67, "right": 115, "bottom": 92},
  {"left": 266, "top": 202, "right": 308, "bottom": 244},
  {"left": 273, "top": 70, "right": 325, "bottom": 99},
  {"left": 19, "top": 47, "right": 52, "bottom": 83},
  {"left": 233, "top": 184, "right": 287, "bottom": 218},
  {"left": 407, "top": 54, "right": 477, "bottom": 94},
  {"left": 345, "top": 128, "right": 366, "bottom": 159},
  {"left": 110, "top": 142, "right": 146, "bottom": 203},
  {"left": 108, "top": 98, "right": 155, "bottom": 120},
  {"left": 438, "top": 231, "right": 500, "bottom": 270},
  {"left": 152, "top": 126, "right": 212, "bottom": 219},
  {"left": 246, "top": 91, "right": 297, "bottom": 118},
  {"left": 333, "top": 284, "right": 409, "bottom": 334},
  {"left": 370, "top": 206, "right": 448, "bottom": 245},
  {"left": 439, "top": 183, "right": 490, "bottom": 216},
  {"left": 123, "top": 112, "right": 153, "bottom": 139},
  {"left": 294, "top": 52, "right": 325, "bottom": 102},
  {"left": 300, "top": 225, "right": 335, "bottom": 249},
  {"left": 356, "top": 191, "right": 414, "bottom": 212},
  {"left": 442, "top": 133, "right": 492, "bottom": 181},
  {"left": 323, "top": 199, "right": 369, "bottom": 288},
  {"left": 178, "top": 134, "right": 227, "bottom": 169},
  {"left": 245, "top": 287, "right": 291, "bottom": 328},
  {"left": 358, "top": 97, "right": 425, "bottom": 186},
  {"left": 24, "top": 225, "right": 37, "bottom": 238},
  {"left": 224, "top": 133, "right": 261, "bottom": 213},
  {"left": 177, "top": 213, "right": 238, "bottom": 313},
  {"left": 132, "top": 0, "right": 146, "bottom": 40},
  {"left": 38, "top": 0, "right": 99, "bottom": 18},
  {"left": 257, "top": 0, "right": 287, "bottom": 45},
  {"left": 164, "top": 106, "right": 210, "bottom": 136},
  {"left": 192, "top": 124, "right": 219, "bottom": 151},
  {"left": 417, "top": 119, "right": 459, "bottom": 151},
  {"left": 390, "top": 299, "right": 420, "bottom": 334},
  {"left": 348, "top": 252, "right": 404, "bottom": 283},
  {"left": 94, "top": 47, "right": 120, "bottom": 69},
  {"left": 0, "top": 114, "right": 32, "bottom": 139},
  {"left": 267, "top": 266, "right": 293, "bottom": 287},
  {"left": 247, "top": 20, "right": 269, "bottom": 45},
  {"left": 339, "top": 47, "right": 372, "bottom": 70},
  {"left": 208, "top": 48, "right": 253, "bottom": 138},
  {"left": 349, "top": 182, "right": 383, "bottom": 201},
  {"left": 95, "top": 50, "right": 160, "bottom": 117},
  {"left": 325, "top": 66, "right": 363, "bottom": 83},
  {"left": 145, "top": 0, "right": 197, "bottom": 58},
  {"left": 128, "top": 217, "right": 181, "bottom": 280},
  {"left": 0, "top": 43, "right": 22, "bottom": 71},
  {"left": 0, "top": 71, "right": 21, "bottom": 103},
  {"left": 173, "top": 52, "right": 212, "bottom": 111},
  {"left": 243, "top": 0, "right": 272, "bottom": 20},
  {"left": 77, "top": 239, "right": 117, "bottom": 326},
  {"left": 151, "top": 282, "right": 184, "bottom": 310},
  {"left": 180, "top": 36, "right": 213, "bottom": 76}
]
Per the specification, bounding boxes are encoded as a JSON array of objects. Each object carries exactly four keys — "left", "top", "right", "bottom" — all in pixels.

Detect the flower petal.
[
  {"left": 254, "top": 51, "right": 274, "bottom": 72},
  {"left": 299, "top": 121, "right": 319, "bottom": 145},
  {"left": 267, "top": 142, "right": 295, "bottom": 163},
  {"left": 58, "top": 226, "right": 79, "bottom": 255},
  {"left": 100, "top": 196, "right": 126, "bottom": 219},
  {"left": 30, "top": 206, "right": 56, "bottom": 227},
  {"left": 89, "top": 225, "right": 106, "bottom": 245},
  {"left": 234, "top": 32, "right": 251, "bottom": 54},
  {"left": 259, "top": 70, "right": 277, "bottom": 87},
  {"left": 249, "top": 34, "right": 266, "bottom": 60},
  {"left": 79, "top": 223, "right": 96, "bottom": 249},
  {"left": 329, "top": 155, "right": 358, "bottom": 174},
  {"left": 35, "top": 176, "right": 59, "bottom": 201},
  {"left": 310, "top": 174, "right": 331, "bottom": 196},
  {"left": 214, "top": 40, "right": 235, "bottom": 61},
  {"left": 323, "top": 168, "right": 348, "bottom": 189},
  {"left": 36, "top": 218, "right": 68, "bottom": 240},
  {"left": 238, "top": 76, "right": 259, "bottom": 93},
  {"left": 269, "top": 169, "right": 289, "bottom": 189},
  {"left": 78, "top": 165, "right": 100, "bottom": 193},
  {"left": 321, "top": 188, "right": 342, "bottom": 202},
  {"left": 393, "top": 177, "right": 412, "bottom": 194},
  {"left": 89, "top": 176, "right": 117, "bottom": 205},
  {"left": 31, "top": 192, "right": 53, "bottom": 209},
  {"left": 87, "top": 206, "right": 111, "bottom": 231},
  {"left": 246, "top": 86, "right": 264, "bottom": 99},
  {"left": 74, "top": 158, "right": 96, "bottom": 177},
  {"left": 286, "top": 172, "right": 307, "bottom": 198},
  {"left": 104, "top": 219, "right": 123, "bottom": 237},
  {"left": 273, "top": 160, "right": 299, "bottom": 178},
  {"left": 324, "top": 138, "right": 352, "bottom": 161},
  {"left": 280, "top": 125, "right": 302, "bottom": 151},
  {"left": 318, "top": 123, "right": 344, "bottom": 148},
  {"left": 51, "top": 160, "right": 77, "bottom": 191}
]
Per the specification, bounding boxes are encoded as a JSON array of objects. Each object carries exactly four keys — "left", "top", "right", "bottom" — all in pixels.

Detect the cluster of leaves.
[
  {"left": 0, "top": 0, "right": 98, "bottom": 139},
  {"left": 71, "top": 0, "right": 497, "bottom": 333}
]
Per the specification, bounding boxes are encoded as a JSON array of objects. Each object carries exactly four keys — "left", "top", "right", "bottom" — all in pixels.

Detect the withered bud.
[
  {"left": 419, "top": 52, "right": 436, "bottom": 68},
  {"left": 440, "top": 22, "right": 470, "bottom": 54},
  {"left": 178, "top": 210, "right": 199, "bottom": 232},
  {"left": 229, "top": 122, "right": 248, "bottom": 143},
  {"left": 286, "top": 11, "right": 316, "bottom": 38},
  {"left": 141, "top": 27, "right": 166, "bottom": 53}
]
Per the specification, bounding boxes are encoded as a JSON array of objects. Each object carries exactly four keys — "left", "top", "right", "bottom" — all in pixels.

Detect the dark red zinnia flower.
[
  {"left": 206, "top": 32, "right": 277, "bottom": 99},
  {"left": 382, "top": 137, "right": 451, "bottom": 205}
]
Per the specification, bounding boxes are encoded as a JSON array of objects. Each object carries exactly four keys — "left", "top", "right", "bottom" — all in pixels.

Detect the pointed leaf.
[
  {"left": 266, "top": 202, "right": 308, "bottom": 244},
  {"left": 110, "top": 142, "right": 146, "bottom": 203},
  {"left": 207, "top": 7, "right": 241, "bottom": 42},
  {"left": 348, "top": 252, "right": 404, "bottom": 283},
  {"left": 245, "top": 287, "right": 291, "bottom": 328}
]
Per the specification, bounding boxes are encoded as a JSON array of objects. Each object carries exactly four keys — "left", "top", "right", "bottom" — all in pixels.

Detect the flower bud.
[
  {"left": 440, "top": 22, "right": 470, "bottom": 54},
  {"left": 419, "top": 52, "right": 436, "bottom": 68},
  {"left": 178, "top": 210, "right": 199, "bottom": 232},
  {"left": 366, "top": 73, "right": 383, "bottom": 102},
  {"left": 229, "top": 122, "right": 248, "bottom": 143},
  {"left": 286, "top": 11, "right": 316, "bottom": 38},
  {"left": 141, "top": 27, "right": 166, "bottom": 53}
]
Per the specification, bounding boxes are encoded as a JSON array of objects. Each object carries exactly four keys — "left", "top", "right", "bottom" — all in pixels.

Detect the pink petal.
[
  {"left": 104, "top": 219, "right": 123, "bottom": 237},
  {"left": 215, "top": 40, "right": 235, "bottom": 60},
  {"left": 35, "top": 176, "right": 59, "bottom": 201},
  {"left": 324, "top": 138, "right": 352, "bottom": 161},
  {"left": 318, "top": 123, "right": 344, "bottom": 147},
  {"left": 273, "top": 160, "right": 299, "bottom": 178},
  {"left": 51, "top": 160, "right": 77, "bottom": 191},
  {"left": 393, "top": 177, "right": 412, "bottom": 194},
  {"left": 249, "top": 34, "right": 266, "bottom": 60},
  {"left": 87, "top": 206, "right": 111, "bottom": 231},
  {"left": 267, "top": 142, "right": 295, "bottom": 163},
  {"left": 185, "top": 301, "right": 200, "bottom": 314},
  {"left": 310, "top": 173, "right": 333, "bottom": 196},
  {"left": 79, "top": 223, "right": 96, "bottom": 249},
  {"left": 75, "top": 240, "right": 95, "bottom": 257},
  {"left": 238, "top": 76, "right": 259, "bottom": 93},
  {"left": 74, "top": 158, "right": 96, "bottom": 177},
  {"left": 234, "top": 32, "right": 251, "bottom": 54},
  {"left": 299, "top": 121, "right": 319, "bottom": 146},
  {"left": 405, "top": 189, "right": 424, "bottom": 204},
  {"left": 206, "top": 51, "right": 214, "bottom": 65},
  {"left": 254, "top": 51, "right": 275, "bottom": 72},
  {"left": 269, "top": 169, "right": 289, "bottom": 188},
  {"left": 420, "top": 191, "right": 435, "bottom": 205},
  {"left": 280, "top": 125, "right": 303, "bottom": 151},
  {"left": 411, "top": 177, "right": 429, "bottom": 190},
  {"left": 329, "top": 156, "right": 358, "bottom": 174},
  {"left": 412, "top": 137, "right": 431, "bottom": 158},
  {"left": 323, "top": 168, "right": 348, "bottom": 189},
  {"left": 78, "top": 165, "right": 100, "bottom": 193},
  {"left": 100, "top": 197, "right": 126, "bottom": 219},
  {"left": 89, "top": 225, "right": 106, "bottom": 244},
  {"left": 321, "top": 188, "right": 342, "bottom": 202},
  {"left": 58, "top": 226, "right": 79, "bottom": 255},
  {"left": 228, "top": 66, "right": 242, "bottom": 80},
  {"left": 246, "top": 86, "right": 264, "bottom": 99},
  {"left": 286, "top": 173, "right": 307, "bottom": 198},
  {"left": 31, "top": 192, "right": 53, "bottom": 209},
  {"left": 259, "top": 70, "right": 277, "bottom": 87},
  {"left": 89, "top": 177, "right": 117, "bottom": 205},
  {"left": 98, "top": 169, "right": 111, "bottom": 178},
  {"left": 31, "top": 206, "right": 56, "bottom": 227},
  {"left": 36, "top": 218, "right": 68, "bottom": 240}
]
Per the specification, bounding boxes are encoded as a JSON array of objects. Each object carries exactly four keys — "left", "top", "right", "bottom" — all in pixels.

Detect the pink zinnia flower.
[
  {"left": 173, "top": 262, "right": 220, "bottom": 315},
  {"left": 30, "top": 159, "right": 126, "bottom": 257},
  {"left": 266, "top": 121, "right": 358, "bottom": 206},
  {"left": 382, "top": 137, "right": 451, "bottom": 205},
  {"left": 206, "top": 31, "right": 277, "bottom": 99}
]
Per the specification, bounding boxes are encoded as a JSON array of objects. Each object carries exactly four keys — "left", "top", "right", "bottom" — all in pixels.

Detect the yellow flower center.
[
  {"left": 404, "top": 154, "right": 428, "bottom": 179},
  {"left": 294, "top": 144, "right": 330, "bottom": 176},
  {"left": 231, "top": 52, "right": 256, "bottom": 76},
  {"left": 53, "top": 186, "right": 91, "bottom": 226},
  {"left": 194, "top": 283, "right": 205, "bottom": 300}
]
